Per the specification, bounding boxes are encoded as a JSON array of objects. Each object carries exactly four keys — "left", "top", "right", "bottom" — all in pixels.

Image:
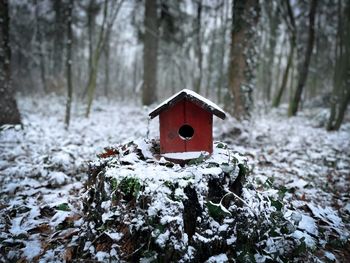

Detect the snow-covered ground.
[{"left": 0, "top": 96, "right": 349, "bottom": 261}]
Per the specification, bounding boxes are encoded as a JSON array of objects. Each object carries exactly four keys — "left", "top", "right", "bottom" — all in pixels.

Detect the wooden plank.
[
  {"left": 159, "top": 100, "right": 186, "bottom": 153},
  {"left": 185, "top": 100, "right": 213, "bottom": 153}
]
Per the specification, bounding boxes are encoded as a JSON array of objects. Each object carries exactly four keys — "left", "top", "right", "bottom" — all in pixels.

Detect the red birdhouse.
[{"left": 149, "top": 89, "right": 226, "bottom": 159}]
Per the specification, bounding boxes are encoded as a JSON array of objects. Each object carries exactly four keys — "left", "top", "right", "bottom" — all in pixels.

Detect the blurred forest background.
[
  {"left": 1, "top": 1, "right": 350, "bottom": 261},
  {"left": 0, "top": 0, "right": 349, "bottom": 129}
]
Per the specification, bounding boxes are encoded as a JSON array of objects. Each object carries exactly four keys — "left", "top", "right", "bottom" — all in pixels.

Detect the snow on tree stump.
[{"left": 70, "top": 139, "right": 304, "bottom": 262}]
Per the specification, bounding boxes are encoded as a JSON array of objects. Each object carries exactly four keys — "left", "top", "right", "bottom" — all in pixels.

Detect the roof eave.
[{"left": 148, "top": 92, "right": 226, "bottom": 120}]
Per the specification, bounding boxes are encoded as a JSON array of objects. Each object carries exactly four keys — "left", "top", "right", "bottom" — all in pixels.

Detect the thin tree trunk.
[
  {"left": 0, "top": 0, "right": 21, "bottom": 125},
  {"left": 194, "top": 0, "right": 202, "bottom": 94},
  {"left": 85, "top": 0, "right": 123, "bottom": 117},
  {"left": 132, "top": 55, "right": 138, "bottom": 92},
  {"left": 272, "top": 39, "right": 295, "bottom": 107},
  {"left": 65, "top": 0, "right": 73, "bottom": 128},
  {"left": 264, "top": 2, "right": 279, "bottom": 102},
  {"left": 274, "top": 37, "right": 285, "bottom": 94},
  {"left": 309, "top": 10, "right": 322, "bottom": 99},
  {"left": 142, "top": 0, "right": 158, "bottom": 105},
  {"left": 289, "top": 54, "right": 296, "bottom": 100},
  {"left": 34, "top": 0, "right": 48, "bottom": 93},
  {"left": 206, "top": 6, "right": 219, "bottom": 98},
  {"left": 104, "top": 34, "right": 110, "bottom": 97},
  {"left": 88, "top": 0, "right": 95, "bottom": 76},
  {"left": 217, "top": 0, "right": 229, "bottom": 104},
  {"left": 333, "top": 90, "right": 350, "bottom": 130},
  {"left": 53, "top": 0, "right": 64, "bottom": 75},
  {"left": 327, "top": 0, "right": 350, "bottom": 130},
  {"left": 288, "top": 0, "right": 317, "bottom": 116}
]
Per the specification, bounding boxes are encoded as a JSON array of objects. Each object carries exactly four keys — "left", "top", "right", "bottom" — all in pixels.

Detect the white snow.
[
  {"left": 205, "top": 253, "right": 228, "bottom": 263},
  {"left": 324, "top": 251, "right": 336, "bottom": 261},
  {"left": 292, "top": 230, "right": 316, "bottom": 248},
  {"left": 135, "top": 138, "right": 154, "bottom": 159},
  {"left": 298, "top": 214, "right": 318, "bottom": 236},
  {"left": 105, "top": 232, "right": 123, "bottom": 241},
  {"left": 285, "top": 178, "right": 309, "bottom": 189},
  {"left": 95, "top": 251, "right": 109, "bottom": 262},
  {"left": 162, "top": 151, "right": 209, "bottom": 160},
  {"left": 22, "top": 238, "right": 41, "bottom": 260},
  {"left": 155, "top": 230, "right": 170, "bottom": 248},
  {"left": 149, "top": 89, "right": 226, "bottom": 118},
  {"left": 48, "top": 171, "right": 69, "bottom": 186},
  {"left": 307, "top": 203, "right": 342, "bottom": 228},
  {"left": 0, "top": 97, "right": 349, "bottom": 262},
  {"left": 226, "top": 235, "right": 237, "bottom": 245}
]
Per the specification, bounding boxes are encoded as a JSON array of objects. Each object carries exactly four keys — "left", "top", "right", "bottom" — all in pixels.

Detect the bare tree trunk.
[
  {"left": 0, "top": 0, "right": 21, "bottom": 126},
  {"left": 81, "top": 0, "right": 96, "bottom": 99},
  {"left": 264, "top": 2, "right": 279, "bottom": 102},
  {"left": 34, "top": 0, "right": 48, "bottom": 93},
  {"left": 104, "top": 34, "right": 110, "bottom": 97},
  {"left": 274, "top": 37, "right": 286, "bottom": 95},
  {"left": 65, "top": 0, "right": 73, "bottom": 128},
  {"left": 142, "top": 0, "right": 158, "bottom": 105},
  {"left": 272, "top": 40, "right": 295, "bottom": 108},
  {"left": 288, "top": 0, "right": 317, "bottom": 116},
  {"left": 228, "top": 0, "right": 259, "bottom": 120},
  {"left": 85, "top": 0, "right": 123, "bottom": 117},
  {"left": 217, "top": 0, "right": 229, "bottom": 104},
  {"left": 132, "top": 55, "right": 138, "bottom": 93},
  {"left": 194, "top": 0, "right": 202, "bottom": 94},
  {"left": 206, "top": 6, "right": 219, "bottom": 98},
  {"left": 53, "top": 0, "right": 64, "bottom": 75},
  {"left": 88, "top": 0, "right": 95, "bottom": 76},
  {"left": 327, "top": 0, "right": 350, "bottom": 131}
]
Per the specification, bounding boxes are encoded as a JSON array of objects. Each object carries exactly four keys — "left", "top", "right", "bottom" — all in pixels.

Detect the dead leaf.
[
  {"left": 28, "top": 223, "right": 51, "bottom": 234},
  {"left": 64, "top": 246, "right": 75, "bottom": 262},
  {"left": 98, "top": 148, "right": 119, "bottom": 158}
]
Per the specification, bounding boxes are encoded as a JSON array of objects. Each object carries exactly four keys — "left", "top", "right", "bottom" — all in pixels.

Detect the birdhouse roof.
[{"left": 149, "top": 89, "right": 226, "bottom": 120}]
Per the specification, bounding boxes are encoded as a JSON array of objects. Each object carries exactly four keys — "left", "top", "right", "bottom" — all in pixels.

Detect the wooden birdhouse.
[{"left": 149, "top": 89, "right": 226, "bottom": 160}]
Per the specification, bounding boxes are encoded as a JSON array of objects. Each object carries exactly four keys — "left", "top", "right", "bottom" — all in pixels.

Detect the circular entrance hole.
[{"left": 178, "top": 124, "right": 194, "bottom": 140}]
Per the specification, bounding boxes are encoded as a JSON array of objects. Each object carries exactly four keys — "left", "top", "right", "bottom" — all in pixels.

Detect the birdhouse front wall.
[{"left": 159, "top": 99, "right": 213, "bottom": 154}]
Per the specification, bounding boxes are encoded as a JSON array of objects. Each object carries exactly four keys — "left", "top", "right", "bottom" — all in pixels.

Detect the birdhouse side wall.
[
  {"left": 159, "top": 101, "right": 186, "bottom": 153},
  {"left": 159, "top": 99, "right": 213, "bottom": 154},
  {"left": 185, "top": 100, "right": 213, "bottom": 153}
]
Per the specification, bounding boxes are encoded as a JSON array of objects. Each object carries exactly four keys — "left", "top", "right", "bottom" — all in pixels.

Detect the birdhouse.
[{"left": 149, "top": 89, "right": 226, "bottom": 160}]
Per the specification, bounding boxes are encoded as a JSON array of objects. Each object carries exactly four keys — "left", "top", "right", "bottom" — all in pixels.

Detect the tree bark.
[
  {"left": 0, "top": 0, "right": 21, "bottom": 126},
  {"left": 88, "top": 0, "right": 95, "bottom": 76},
  {"left": 85, "top": 0, "right": 123, "bottom": 117},
  {"left": 53, "top": 0, "right": 64, "bottom": 75},
  {"left": 272, "top": 40, "right": 295, "bottom": 108},
  {"left": 288, "top": 0, "right": 317, "bottom": 116},
  {"left": 217, "top": 0, "right": 229, "bottom": 104},
  {"left": 104, "top": 34, "right": 110, "bottom": 97},
  {"left": 34, "top": 0, "right": 48, "bottom": 93},
  {"left": 327, "top": 0, "right": 350, "bottom": 131},
  {"left": 228, "top": 0, "right": 259, "bottom": 120},
  {"left": 272, "top": 0, "right": 296, "bottom": 108},
  {"left": 194, "top": 0, "right": 203, "bottom": 94},
  {"left": 142, "top": 0, "right": 158, "bottom": 106},
  {"left": 65, "top": 0, "right": 73, "bottom": 128},
  {"left": 264, "top": 2, "right": 279, "bottom": 102}
]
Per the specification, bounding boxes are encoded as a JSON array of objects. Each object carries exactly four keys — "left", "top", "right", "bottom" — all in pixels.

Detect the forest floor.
[{"left": 0, "top": 96, "right": 349, "bottom": 262}]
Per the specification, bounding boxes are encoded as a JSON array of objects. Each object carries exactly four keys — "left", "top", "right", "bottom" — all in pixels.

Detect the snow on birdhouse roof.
[{"left": 148, "top": 89, "right": 226, "bottom": 120}]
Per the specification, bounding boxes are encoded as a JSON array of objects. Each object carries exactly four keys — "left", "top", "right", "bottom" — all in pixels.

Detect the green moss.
[
  {"left": 206, "top": 201, "right": 231, "bottom": 221},
  {"left": 110, "top": 178, "right": 119, "bottom": 191},
  {"left": 216, "top": 143, "right": 227, "bottom": 149},
  {"left": 55, "top": 203, "right": 70, "bottom": 211},
  {"left": 119, "top": 177, "right": 141, "bottom": 199}
]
